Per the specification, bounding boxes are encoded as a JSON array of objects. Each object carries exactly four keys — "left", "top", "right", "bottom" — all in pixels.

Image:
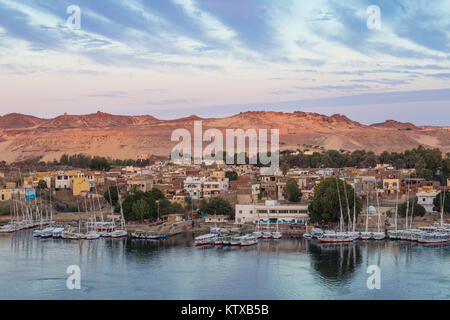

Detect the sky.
[{"left": 0, "top": 0, "right": 449, "bottom": 125}]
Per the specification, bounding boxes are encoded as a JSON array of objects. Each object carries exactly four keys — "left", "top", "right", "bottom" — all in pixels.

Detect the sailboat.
[
  {"left": 319, "top": 178, "right": 354, "bottom": 243},
  {"left": 252, "top": 210, "right": 263, "bottom": 239},
  {"left": 85, "top": 195, "right": 100, "bottom": 240},
  {"left": 372, "top": 187, "right": 385, "bottom": 240},
  {"left": 262, "top": 211, "right": 272, "bottom": 239},
  {"left": 418, "top": 190, "right": 449, "bottom": 244},
  {"left": 400, "top": 177, "right": 412, "bottom": 241},
  {"left": 360, "top": 182, "right": 372, "bottom": 240},
  {"left": 388, "top": 187, "right": 401, "bottom": 240},
  {"left": 272, "top": 218, "right": 282, "bottom": 239},
  {"left": 110, "top": 184, "right": 128, "bottom": 238}
]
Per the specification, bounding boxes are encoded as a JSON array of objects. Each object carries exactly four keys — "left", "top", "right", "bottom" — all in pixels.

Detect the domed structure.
[{"left": 368, "top": 205, "right": 377, "bottom": 214}]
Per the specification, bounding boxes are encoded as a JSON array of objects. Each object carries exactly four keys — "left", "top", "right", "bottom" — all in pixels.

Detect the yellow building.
[
  {"left": 210, "top": 171, "right": 226, "bottom": 179},
  {"left": 382, "top": 178, "right": 400, "bottom": 195},
  {"left": 0, "top": 189, "right": 12, "bottom": 202},
  {"left": 71, "top": 177, "right": 90, "bottom": 196},
  {"left": 5, "top": 182, "right": 16, "bottom": 189}
]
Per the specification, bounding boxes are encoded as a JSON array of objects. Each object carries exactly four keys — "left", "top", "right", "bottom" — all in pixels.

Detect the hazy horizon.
[{"left": 1, "top": 1, "right": 449, "bottom": 125}]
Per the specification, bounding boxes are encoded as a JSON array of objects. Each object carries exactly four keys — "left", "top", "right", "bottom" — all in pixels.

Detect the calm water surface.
[{"left": 0, "top": 231, "right": 449, "bottom": 299}]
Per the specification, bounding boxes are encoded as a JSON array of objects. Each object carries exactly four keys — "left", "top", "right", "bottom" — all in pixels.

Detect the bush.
[{"left": 63, "top": 205, "right": 81, "bottom": 212}]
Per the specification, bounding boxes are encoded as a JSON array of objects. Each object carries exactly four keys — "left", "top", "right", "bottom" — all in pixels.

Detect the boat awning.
[{"left": 52, "top": 228, "right": 64, "bottom": 233}]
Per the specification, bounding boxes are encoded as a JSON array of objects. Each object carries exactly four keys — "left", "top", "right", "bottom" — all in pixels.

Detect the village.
[{"left": 0, "top": 148, "right": 449, "bottom": 243}]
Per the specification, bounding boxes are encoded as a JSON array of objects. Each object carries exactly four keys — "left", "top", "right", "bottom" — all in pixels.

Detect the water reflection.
[
  {"left": 309, "top": 241, "right": 362, "bottom": 284},
  {"left": 1, "top": 231, "right": 449, "bottom": 299}
]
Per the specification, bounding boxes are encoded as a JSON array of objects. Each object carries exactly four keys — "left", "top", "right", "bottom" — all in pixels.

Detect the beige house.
[{"left": 127, "top": 177, "right": 153, "bottom": 192}]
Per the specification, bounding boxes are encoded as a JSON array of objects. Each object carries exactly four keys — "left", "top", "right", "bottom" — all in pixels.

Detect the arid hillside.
[{"left": 0, "top": 110, "right": 449, "bottom": 162}]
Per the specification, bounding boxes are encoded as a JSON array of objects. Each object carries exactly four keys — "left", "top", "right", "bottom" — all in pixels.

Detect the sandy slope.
[{"left": 0, "top": 111, "right": 449, "bottom": 162}]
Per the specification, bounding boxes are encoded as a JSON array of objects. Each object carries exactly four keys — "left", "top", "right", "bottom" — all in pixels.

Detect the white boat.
[
  {"left": 61, "top": 231, "right": 82, "bottom": 240},
  {"left": 240, "top": 235, "right": 258, "bottom": 247},
  {"left": 222, "top": 236, "right": 231, "bottom": 246},
  {"left": 52, "top": 228, "right": 64, "bottom": 239},
  {"left": 418, "top": 232, "right": 449, "bottom": 244},
  {"left": 230, "top": 236, "right": 244, "bottom": 246},
  {"left": 194, "top": 233, "right": 216, "bottom": 246},
  {"left": 110, "top": 230, "right": 128, "bottom": 238},
  {"left": 400, "top": 230, "right": 412, "bottom": 241},
  {"left": 0, "top": 225, "right": 17, "bottom": 234},
  {"left": 303, "top": 233, "right": 312, "bottom": 239},
  {"left": 86, "top": 232, "right": 100, "bottom": 240},
  {"left": 213, "top": 236, "right": 225, "bottom": 245},
  {"left": 262, "top": 232, "right": 272, "bottom": 239},
  {"left": 372, "top": 232, "right": 385, "bottom": 240},
  {"left": 319, "top": 231, "right": 353, "bottom": 243},
  {"left": 387, "top": 230, "right": 403, "bottom": 240},
  {"left": 310, "top": 228, "right": 324, "bottom": 238},
  {"left": 347, "top": 232, "right": 360, "bottom": 240},
  {"left": 360, "top": 232, "right": 372, "bottom": 240},
  {"left": 252, "top": 231, "right": 263, "bottom": 239},
  {"left": 272, "top": 231, "right": 282, "bottom": 239}
]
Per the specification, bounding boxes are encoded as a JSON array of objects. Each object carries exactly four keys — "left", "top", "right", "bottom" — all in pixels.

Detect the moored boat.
[
  {"left": 230, "top": 236, "right": 244, "bottom": 246},
  {"left": 372, "top": 232, "right": 385, "bottom": 240},
  {"left": 240, "top": 235, "right": 258, "bottom": 247},
  {"left": 194, "top": 233, "right": 216, "bottom": 246},
  {"left": 418, "top": 232, "right": 449, "bottom": 244}
]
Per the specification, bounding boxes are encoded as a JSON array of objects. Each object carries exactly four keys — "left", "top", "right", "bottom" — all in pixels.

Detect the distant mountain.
[
  {"left": 370, "top": 120, "right": 420, "bottom": 130},
  {"left": 0, "top": 110, "right": 449, "bottom": 162}
]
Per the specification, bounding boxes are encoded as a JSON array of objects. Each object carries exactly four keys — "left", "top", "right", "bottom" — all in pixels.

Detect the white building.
[
  {"left": 184, "top": 176, "right": 205, "bottom": 199},
  {"left": 417, "top": 190, "right": 439, "bottom": 213},
  {"left": 55, "top": 171, "right": 84, "bottom": 189},
  {"left": 235, "top": 201, "right": 309, "bottom": 225},
  {"left": 203, "top": 178, "right": 229, "bottom": 198}
]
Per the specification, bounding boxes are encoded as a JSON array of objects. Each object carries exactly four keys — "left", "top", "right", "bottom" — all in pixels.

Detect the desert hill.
[{"left": 0, "top": 110, "right": 449, "bottom": 162}]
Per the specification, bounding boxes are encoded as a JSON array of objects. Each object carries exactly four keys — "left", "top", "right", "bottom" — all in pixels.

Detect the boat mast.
[
  {"left": 116, "top": 182, "right": 125, "bottom": 228},
  {"left": 94, "top": 185, "right": 104, "bottom": 222},
  {"left": 405, "top": 176, "right": 410, "bottom": 230},
  {"left": 365, "top": 182, "right": 369, "bottom": 233},
  {"left": 394, "top": 186, "right": 399, "bottom": 232},
  {"left": 335, "top": 177, "right": 344, "bottom": 233},
  {"left": 376, "top": 184, "right": 381, "bottom": 233},
  {"left": 353, "top": 184, "right": 356, "bottom": 233},
  {"left": 342, "top": 178, "right": 351, "bottom": 232},
  {"left": 441, "top": 190, "right": 445, "bottom": 226}
]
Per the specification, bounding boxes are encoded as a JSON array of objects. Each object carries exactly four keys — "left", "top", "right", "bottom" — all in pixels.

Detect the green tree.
[
  {"left": 132, "top": 199, "right": 150, "bottom": 223},
  {"left": 37, "top": 180, "right": 47, "bottom": 189},
  {"left": 148, "top": 187, "right": 165, "bottom": 200},
  {"left": 184, "top": 196, "right": 194, "bottom": 210},
  {"left": 225, "top": 171, "right": 239, "bottom": 181},
  {"left": 199, "top": 198, "right": 232, "bottom": 215},
  {"left": 104, "top": 186, "right": 119, "bottom": 206},
  {"left": 121, "top": 190, "right": 157, "bottom": 221},
  {"left": 417, "top": 168, "right": 433, "bottom": 181},
  {"left": 89, "top": 156, "right": 111, "bottom": 171},
  {"left": 441, "top": 158, "right": 450, "bottom": 185},
  {"left": 280, "top": 163, "right": 290, "bottom": 176},
  {"left": 308, "top": 178, "right": 362, "bottom": 224},
  {"left": 433, "top": 191, "right": 450, "bottom": 213},
  {"left": 284, "top": 178, "right": 302, "bottom": 202},
  {"left": 398, "top": 197, "right": 426, "bottom": 217}
]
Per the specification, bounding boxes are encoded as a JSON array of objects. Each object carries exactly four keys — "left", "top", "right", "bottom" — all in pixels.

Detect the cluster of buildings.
[{"left": 0, "top": 160, "right": 448, "bottom": 226}]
